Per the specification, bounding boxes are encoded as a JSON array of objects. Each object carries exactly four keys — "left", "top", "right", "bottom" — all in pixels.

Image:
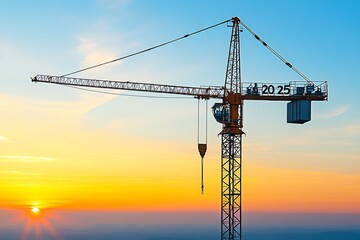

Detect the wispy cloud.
[
  {"left": 2, "top": 170, "right": 42, "bottom": 176},
  {"left": 315, "top": 105, "right": 350, "bottom": 119},
  {"left": 344, "top": 124, "right": 360, "bottom": 136},
  {"left": 0, "top": 136, "right": 7, "bottom": 141},
  {"left": 0, "top": 199, "right": 69, "bottom": 209},
  {"left": 0, "top": 156, "right": 55, "bottom": 162},
  {"left": 77, "top": 37, "right": 118, "bottom": 66}
]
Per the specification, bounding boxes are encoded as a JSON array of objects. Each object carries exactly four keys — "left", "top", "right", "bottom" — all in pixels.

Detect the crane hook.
[{"left": 198, "top": 143, "right": 207, "bottom": 194}]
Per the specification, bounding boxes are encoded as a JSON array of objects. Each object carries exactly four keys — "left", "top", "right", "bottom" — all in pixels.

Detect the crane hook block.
[{"left": 198, "top": 144, "right": 207, "bottom": 158}]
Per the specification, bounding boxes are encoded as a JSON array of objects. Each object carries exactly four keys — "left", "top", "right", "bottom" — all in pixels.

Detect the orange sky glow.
[{"left": 0, "top": 93, "right": 359, "bottom": 213}]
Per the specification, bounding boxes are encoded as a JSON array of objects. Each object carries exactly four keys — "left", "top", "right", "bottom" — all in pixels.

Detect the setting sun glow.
[{"left": 31, "top": 207, "right": 40, "bottom": 214}]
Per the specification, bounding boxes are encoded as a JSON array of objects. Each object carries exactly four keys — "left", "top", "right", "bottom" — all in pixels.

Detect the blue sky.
[{"left": 2, "top": 0, "right": 359, "bottom": 112}]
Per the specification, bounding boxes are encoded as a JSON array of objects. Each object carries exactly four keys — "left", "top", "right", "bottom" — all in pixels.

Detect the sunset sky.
[{"left": 0, "top": 0, "right": 359, "bottom": 237}]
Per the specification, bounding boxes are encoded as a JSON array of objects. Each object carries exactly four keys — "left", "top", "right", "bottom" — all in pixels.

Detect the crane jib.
[
  {"left": 32, "top": 75, "right": 327, "bottom": 102},
  {"left": 32, "top": 75, "right": 225, "bottom": 99}
]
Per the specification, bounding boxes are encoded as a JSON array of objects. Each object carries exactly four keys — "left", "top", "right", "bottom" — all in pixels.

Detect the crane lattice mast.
[
  {"left": 32, "top": 17, "right": 328, "bottom": 240},
  {"left": 220, "top": 17, "right": 242, "bottom": 240}
]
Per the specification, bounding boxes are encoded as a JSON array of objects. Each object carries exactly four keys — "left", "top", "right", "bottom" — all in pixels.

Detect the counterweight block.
[{"left": 287, "top": 100, "right": 311, "bottom": 124}]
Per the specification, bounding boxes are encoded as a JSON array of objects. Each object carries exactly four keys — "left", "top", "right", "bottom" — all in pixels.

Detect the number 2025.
[{"left": 262, "top": 84, "right": 290, "bottom": 95}]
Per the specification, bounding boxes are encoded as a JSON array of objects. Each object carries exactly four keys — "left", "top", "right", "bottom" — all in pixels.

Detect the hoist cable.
[
  {"left": 238, "top": 19, "right": 314, "bottom": 85},
  {"left": 197, "top": 99, "right": 200, "bottom": 144},
  {"left": 62, "top": 18, "right": 232, "bottom": 77},
  {"left": 201, "top": 156, "right": 204, "bottom": 194},
  {"left": 197, "top": 99, "right": 209, "bottom": 144},
  {"left": 205, "top": 100, "right": 208, "bottom": 144},
  {"left": 197, "top": 99, "right": 208, "bottom": 195}
]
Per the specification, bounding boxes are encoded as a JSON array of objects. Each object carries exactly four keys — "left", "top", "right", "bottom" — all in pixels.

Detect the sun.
[
  {"left": 16, "top": 205, "right": 62, "bottom": 240},
  {"left": 31, "top": 207, "right": 40, "bottom": 214}
]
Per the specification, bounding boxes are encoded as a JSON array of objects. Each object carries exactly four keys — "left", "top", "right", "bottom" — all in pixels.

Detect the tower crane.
[{"left": 32, "top": 17, "right": 328, "bottom": 240}]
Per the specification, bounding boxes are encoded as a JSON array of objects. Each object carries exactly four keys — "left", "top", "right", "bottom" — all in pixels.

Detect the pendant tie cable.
[
  {"left": 61, "top": 18, "right": 232, "bottom": 77},
  {"left": 238, "top": 19, "right": 315, "bottom": 86},
  {"left": 57, "top": 17, "right": 314, "bottom": 97},
  {"left": 61, "top": 17, "right": 312, "bottom": 86}
]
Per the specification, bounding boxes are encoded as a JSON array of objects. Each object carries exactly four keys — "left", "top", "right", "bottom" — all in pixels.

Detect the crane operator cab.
[{"left": 212, "top": 103, "right": 231, "bottom": 124}]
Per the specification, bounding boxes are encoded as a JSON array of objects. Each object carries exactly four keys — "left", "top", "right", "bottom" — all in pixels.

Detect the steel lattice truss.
[
  {"left": 224, "top": 20, "right": 241, "bottom": 94},
  {"left": 220, "top": 17, "right": 243, "bottom": 240},
  {"left": 221, "top": 133, "right": 242, "bottom": 240},
  {"left": 33, "top": 75, "right": 225, "bottom": 99}
]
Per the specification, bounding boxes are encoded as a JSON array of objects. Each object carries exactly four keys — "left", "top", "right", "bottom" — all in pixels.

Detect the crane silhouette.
[{"left": 32, "top": 17, "right": 328, "bottom": 240}]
